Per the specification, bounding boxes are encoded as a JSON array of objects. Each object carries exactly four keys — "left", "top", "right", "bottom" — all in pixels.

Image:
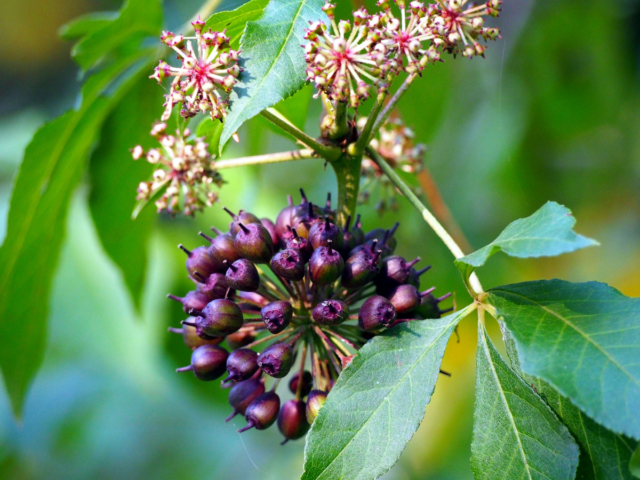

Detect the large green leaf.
[
  {"left": 456, "top": 202, "right": 597, "bottom": 280},
  {"left": 631, "top": 445, "right": 640, "bottom": 478},
  {"left": 500, "top": 325, "right": 638, "bottom": 480},
  {"left": 302, "top": 304, "right": 475, "bottom": 480},
  {"left": 219, "top": 0, "right": 327, "bottom": 151},
  {"left": 471, "top": 322, "right": 579, "bottom": 479},
  {"left": 88, "top": 77, "right": 160, "bottom": 312},
  {"left": 205, "top": 0, "right": 270, "bottom": 48},
  {"left": 70, "top": 0, "right": 162, "bottom": 71},
  {"left": 489, "top": 280, "right": 640, "bottom": 439}
]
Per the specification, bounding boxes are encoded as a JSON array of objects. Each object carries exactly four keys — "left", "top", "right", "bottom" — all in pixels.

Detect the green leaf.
[
  {"left": 302, "top": 304, "right": 475, "bottom": 480},
  {"left": 631, "top": 445, "right": 640, "bottom": 478},
  {"left": 59, "top": 12, "right": 118, "bottom": 41},
  {"left": 70, "top": 0, "right": 162, "bottom": 71},
  {"left": 471, "top": 322, "right": 579, "bottom": 479},
  {"left": 220, "top": 0, "right": 327, "bottom": 152},
  {"left": 455, "top": 201, "right": 597, "bottom": 280},
  {"left": 488, "top": 279, "right": 640, "bottom": 439},
  {"left": 196, "top": 118, "right": 224, "bottom": 154},
  {"left": 205, "top": 0, "right": 270, "bottom": 48},
  {"left": 88, "top": 77, "right": 160, "bottom": 312}
]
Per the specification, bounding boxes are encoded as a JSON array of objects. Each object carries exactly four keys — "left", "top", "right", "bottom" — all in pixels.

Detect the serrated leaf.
[
  {"left": 471, "top": 322, "right": 579, "bottom": 479},
  {"left": 500, "top": 325, "right": 638, "bottom": 480},
  {"left": 302, "top": 304, "right": 475, "bottom": 480},
  {"left": 220, "top": 0, "right": 327, "bottom": 152},
  {"left": 205, "top": 0, "right": 269, "bottom": 48},
  {"left": 488, "top": 279, "right": 640, "bottom": 439},
  {"left": 456, "top": 202, "right": 597, "bottom": 280},
  {"left": 71, "top": 0, "right": 162, "bottom": 71},
  {"left": 88, "top": 77, "right": 160, "bottom": 312}
]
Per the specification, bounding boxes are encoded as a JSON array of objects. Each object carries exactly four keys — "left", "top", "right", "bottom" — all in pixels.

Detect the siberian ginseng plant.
[{"left": 1, "top": 0, "right": 639, "bottom": 479}]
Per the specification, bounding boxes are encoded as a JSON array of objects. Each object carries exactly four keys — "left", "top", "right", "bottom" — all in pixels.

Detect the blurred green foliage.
[{"left": 0, "top": 0, "right": 639, "bottom": 478}]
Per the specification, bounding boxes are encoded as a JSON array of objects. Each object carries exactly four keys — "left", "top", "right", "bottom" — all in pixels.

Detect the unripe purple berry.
[
  {"left": 224, "top": 207, "right": 261, "bottom": 236},
  {"left": 201, "top": 230, "right": 240, "bottom": 269},
  {"left": 238, "top": 391, "right": 281, "bottom": 432},
  {"left": 261, "top": 301, "right": 293, "bottom": 334},
  {"left": 308, "top": 217, "right": 344, "bottom": 251},
  {"left": 226, "top": 330, "right": 256, "bottom": 349},
  {"left": 271, "top": 249, "right": 305, "bottom": 281},
  {"left": 342, "top": 249, "right": 380, "bottom": 289},
  {"left": 224, "top": 348, "right": 259, "bottom": 383},
  {"left": 278, "top": 400, "right": 310, "bottom": 441},
  {"left": 234, "top": 222, "right": 274, "bottom": 264},
  {"left": 176, "top": 344, "right": 229, "bottom": 381},
  {"left": 169, "top": 320, "right": 223, "bottom": 350},
  {"left": 386, "top": 284, "right": 426, "bottom": 315},
  {"left": 168, "top": 290, "right": 210, "bottom": 313},
  {"left": 289, "top": 371, "right": 313, "bottom": 397},
  {"left": 260, "top": 217, "right": 280, "bottom": 249},
  {"left": 309, "top": 244, "right": 344, "bottom": 285},
  {"left": 226, "top": 378, "right": 265, "bottom": 421},
  {"left": 196, "top": 272, "right": 233, "bottom": 300},
  {"left": 179, "top": 244, "right": 217, "bottom": 280},
  {"left": 312, "top": 299, "right": 349, "bottom": 326},
  {"left": 375, "top": 255, "right": 423, "bottom": 294},
  {"left": 225, "top": 258, "right": 260, "bottom": 291},
  {"left": 358, "top": 295, "right": 396, "bottom": 331},
  {"left": 306, "top": 390, "right": 327, "bottom": 424},
  {"left": 190, "top": 298, "right": 243, "bottom": 337},
  {"left": 257, "top": 342, "right": 294, "bottom": 378},
  {"left": 285, "top": 227, "right": 313, "bottom": 262}
]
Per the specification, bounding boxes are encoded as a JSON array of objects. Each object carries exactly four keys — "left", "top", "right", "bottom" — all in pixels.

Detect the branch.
[
  {"left": 366, "top": 147, "right": 484, "bottom": 295},
  {"left": 261, "top": 109, "right": 341, "bottom": 162},
  {"left": 372, "top": 73, "right": 417, "bottom": 133},
  {"left": 215, "top": 149, "right": 315, "bottom": 169},
  {"left": 352, "top": 91, "right": 387, "bottom": 155}
]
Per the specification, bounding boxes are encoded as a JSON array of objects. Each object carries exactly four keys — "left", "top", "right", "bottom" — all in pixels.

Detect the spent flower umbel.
[
  {"left": 151, "top": 17, "right": 241, "bottom": 121},
  {"left": 132, "top": 122, "right": 223, "bottom": 216},
  {"left": 167, "top": 191, "right": 451, "bottom": 441}
]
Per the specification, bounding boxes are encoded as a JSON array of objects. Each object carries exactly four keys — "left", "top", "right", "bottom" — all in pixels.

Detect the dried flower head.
[
  {"left": 360, "top": 115, "right": 425, "bottom": 213},
  {"left": 151, "top": 17, "right": 241, "bottom": 121},
  {"left": 304, "top": 4, "right": 390, "bottom": 108},
  {"left": 132, "top": 122, "right": 223, "bottom": 216}
]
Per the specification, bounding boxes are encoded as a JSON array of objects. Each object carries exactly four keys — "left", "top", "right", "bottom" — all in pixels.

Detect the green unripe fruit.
[
  {"left": 309, "top": 245, "right": 344, "bottom": 285},
  {"left": 306, "top": 390, "right": 327, "bottom": 424},
  {"left": 191, "top": 298, "right": 243, "bottom": 337}
]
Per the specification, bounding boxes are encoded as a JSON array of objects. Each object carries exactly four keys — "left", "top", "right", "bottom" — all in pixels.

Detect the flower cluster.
[
  {"left": 167, "top": 192, "right": 451, "bottom": 441},
  {"left": 304, "top": 0, "right": 501, "bottom": 105},
  {"left": 132, "top": 122, "right": 222, "bottom": 216},
  {"left": 360, "top": 115, "right": 426, "bottom": 213},
  {"left": 151, "top": 17, "right": 241, "bottom": 121}
]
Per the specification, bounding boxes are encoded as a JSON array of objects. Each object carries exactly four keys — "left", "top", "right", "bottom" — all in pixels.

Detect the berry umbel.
[{"left": 167, "top": 192, "right": 451, "bottom": 442}]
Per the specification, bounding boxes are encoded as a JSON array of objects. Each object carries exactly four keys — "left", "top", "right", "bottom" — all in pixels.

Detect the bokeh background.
[{"left": 1, "top": 0, "right": 639, "bottom": 478}]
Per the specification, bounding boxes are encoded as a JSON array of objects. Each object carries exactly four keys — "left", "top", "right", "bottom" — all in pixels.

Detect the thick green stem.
[{"left": 330, "top": 153, "right": 362, "bottom": 226}]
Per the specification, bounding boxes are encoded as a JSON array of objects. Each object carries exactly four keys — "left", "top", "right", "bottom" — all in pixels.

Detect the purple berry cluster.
[{"left": 167, "top": 191, "right": 451, "bottom": 442}]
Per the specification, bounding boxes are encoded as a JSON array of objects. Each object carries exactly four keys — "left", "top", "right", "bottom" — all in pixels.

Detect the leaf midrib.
[
  {"left": 309, "top": 313, "right": 462, "bottom": 479},
  {"left": 491, "top": 288, "right": 640, "bottom": 389}
]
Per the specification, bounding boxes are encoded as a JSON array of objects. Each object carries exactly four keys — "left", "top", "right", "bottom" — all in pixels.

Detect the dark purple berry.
[
  {"left": 238, "top": 391, "right": 281, "bottom": 432},
  {"left": 169, "top": 320, "right": 223, "bottom": 350},
  {"left": 309, "top": 244, "right": 344, "bottom": 285},
  {"left": 342, "top": 249, "right": 380, "bottom": 289},
  {"left": 179, "top": 244, "right": 217, "bottom": 280},
  {"left": 386, "top": 284, "right": 425, "bottom": 315},
  {"left": 278, "top": 400, "right": 310, "bottom": 442},
  {"left": 358, "top": 295, "right": 396, "bottom": 331},
  {"left": 375, "top": 256, "right": 422, "bottom": 294},
  {"left": 341, "top": 215, "right": 358, "bottom": 255},
  {"left": 189, "top": 298, "right": 243, "bottom": 337},
  {"left": 224, "top": 348, "right": 259, "bottom": 383},
  {"left": 289, "top": 371, "right": 313, "bottom": 397},
  {"left": 196, "top": 273, "right": 233, "bottom": 300},
  {"left": 257, "top": 342, "right": 294, "bottom": 378},
  {"left": 261, "top": 301, "right": 293, "bottom": 334},
  {"left": 285, "top": 227, "right": 313, "bottom": 262},
  {"left": 291, "top": 202, "right": 322, "bottom": 239},
  {"left": 234, "top": 222, "right": 274, "bottom": 264},
  {"left": 168, "top": 290, "right": 210, "bottom": 314},
  {"left": 201, "top": 230, "right": 240, "bottom": 269},
  {"left": 312, "top": 300, "right": 349, "bottom": 326},
  {"left": 306, "top": 390, "right": 327, "bottom": 424},
  {"left": 226, "top": 378, "right": 265, "bottom": 421},
  {"left": 412, "top": 292, "right": 453, "bottom": 319},
  {"left": 261, "top": 217, "right": 280, "bottom": 249},
  {"left": 271, "top": 249, "right": 305, "bottom": 281},
  {"left": 308, "top": 217, "right": 344, "bottom": 251},
  {"left": 226, "top": 330, "right": 256, "bottom": 349},
  {"left": 224, "top": 207, "right": 261, "bottom": 236},
  {"left": 225, "top": 258, "right": 260, "bottom": 292},
  {"left": 350, "top": 214, "right": 365, "bottom": 246},
  {"left": 176, "top": 344, "right": 229, "bottom": 381},
  {"left": 365, "top": 222, "right": 398, "bottom": 254}
]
